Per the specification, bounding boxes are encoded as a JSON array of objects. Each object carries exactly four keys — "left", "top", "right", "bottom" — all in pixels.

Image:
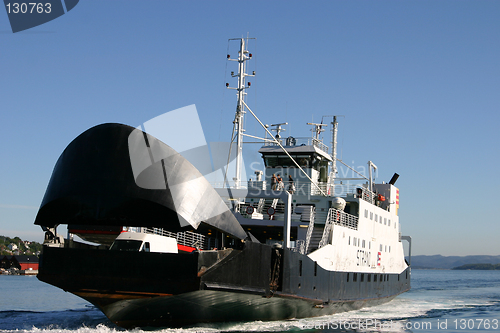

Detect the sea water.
[{"left": 0, "top": 270, "right": 499, "bottom": 333}]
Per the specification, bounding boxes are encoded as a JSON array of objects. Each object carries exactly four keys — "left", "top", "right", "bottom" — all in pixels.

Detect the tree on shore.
[{"left": 0, "top": 235, "right": 42, "bottom": 256}]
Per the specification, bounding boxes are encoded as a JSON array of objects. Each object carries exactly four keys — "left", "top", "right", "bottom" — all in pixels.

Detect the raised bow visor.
[{"left": 34, "top": 123, "right": 247, "bottom": 240}]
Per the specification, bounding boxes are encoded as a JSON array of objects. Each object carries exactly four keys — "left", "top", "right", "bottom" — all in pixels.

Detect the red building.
[
  {"left": 0, "top": 255, "right": 39, "bottom": 270},
  {"left": 14, "top": 255, "right": 39, "bottom": 270}
]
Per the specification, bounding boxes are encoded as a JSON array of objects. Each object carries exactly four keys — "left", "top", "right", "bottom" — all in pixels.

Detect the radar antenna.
[
  {"left": 270, "top": 122, "right": 288, "bottom": 140},
  {"left": 307, "top": 122, "right": 327, "bottom": 140}
]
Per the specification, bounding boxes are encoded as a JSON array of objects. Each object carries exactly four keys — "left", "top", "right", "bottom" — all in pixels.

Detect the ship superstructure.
[{"left": 216, "top": 38, "right": 410, "bottom": 277}]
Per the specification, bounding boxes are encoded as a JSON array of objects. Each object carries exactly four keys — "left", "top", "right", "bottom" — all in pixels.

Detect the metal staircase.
[{"left": 306, "top": 227, "right": 324, "bottom": 253}]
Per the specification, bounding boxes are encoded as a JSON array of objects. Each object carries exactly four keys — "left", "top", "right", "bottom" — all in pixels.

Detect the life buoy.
[
  {"left": 246, "top": 206, "right": 254, "bottom": 215},
  {"left": 267, "top": 206, "right": 275, "bottom": 216}
]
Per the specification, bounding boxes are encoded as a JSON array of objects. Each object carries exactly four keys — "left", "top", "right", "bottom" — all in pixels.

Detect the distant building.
[
  {"left": 8, "top": 243, "right": 18, "bottom": 251},
  {"left": 0, "top": 255, "right": 39, "bottom": 271},
  {"left": 0, "top": 256, "right": 11, "bottom": 269},
  {"left": 13, "top": 255, "right": 39, "bottom": 270}
]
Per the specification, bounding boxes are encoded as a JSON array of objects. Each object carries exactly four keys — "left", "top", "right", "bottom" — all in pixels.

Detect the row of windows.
[
  {"left": 364, "top": 209, "right": 396, "bottom": 229},
  {"left": 348, "top": 236, "right": 369, "bottom": 249},
  {"left": 348, "top": 237, "right": 391, "bottom": 253},
  {"left": 296, "top": 261, "right": 409, "bottom": 290},
  {"left": 380, "top": 244, "right": 391, "bottom": 253},
  {"left": 347, "top": 273, "right": 396, "bottom": 283}
]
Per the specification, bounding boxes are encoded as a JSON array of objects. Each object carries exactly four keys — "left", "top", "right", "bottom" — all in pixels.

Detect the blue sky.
[{"left": 0, "top": 0, "right": 499, "bottom": 256}]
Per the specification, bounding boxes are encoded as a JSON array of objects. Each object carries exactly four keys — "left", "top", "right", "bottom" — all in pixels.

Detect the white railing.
[
  {"left": 312, "top": 138, "right": 328, "bottom": 153},
  {"left": 353, "top": 186, "right": 376, "bottom": 204},
  {"left": 211, "top": 179, "right": 376, "bottom": 202},
  {"left": 263, "top": 137, "right": 329, "bottom": 154},
  {"left": 139, "top": 227, "right": 207, "bottom": 250},
  {"left": 256, "top": 198, "right": 266, "bottom": 213},
  {"left": 210, "top": 180, "right": 267, "bottom": 190},
  {"left": 318, "top": 208, "right": 359, "bottom": 248},
  {"left": 335, "top": 209, "right": 359, "bottom": 230},
  {"left": 303, "top": 207, "right": 316, "bottom": 254},
  {"left": 318, "top": 213, "right": 334, "bottom": 249}
]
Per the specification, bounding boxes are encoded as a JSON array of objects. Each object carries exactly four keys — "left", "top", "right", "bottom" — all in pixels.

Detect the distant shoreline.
[
  {"left": 410, "top": 255, "right": 500, "bottom": 269},
  {"left": 452, "top": 263, "right": 500, "bottom": 270}
]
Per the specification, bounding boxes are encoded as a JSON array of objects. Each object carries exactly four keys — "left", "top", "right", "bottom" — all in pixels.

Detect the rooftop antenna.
[
  {"left": 270, "top": 122, "right": 288, "bottom": 141},
  {"left": 328, "top": 115, "right": 344, "bottom": 179},
  {"left": 320, "top": 115, "right": 345, "bottom": 182},
  {"left": 307, "top": 122, "right": 327, "bottom": 141}
]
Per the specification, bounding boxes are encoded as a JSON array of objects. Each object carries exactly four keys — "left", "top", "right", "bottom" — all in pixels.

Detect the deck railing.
[
  {"left": 138, "top": 227, "right": 207, "bottom": 250},
  {"left": 263, "top": 137, "right": 329, "bottom": 154},
  {"left": 212, "top": 181, "right": 376, "bottom": 203},
  {"left": 303, "top": 207, "right": 316, "bottom": 254},
  {"left": 319, "top": 208, "right": 359, "bottom": 248}
]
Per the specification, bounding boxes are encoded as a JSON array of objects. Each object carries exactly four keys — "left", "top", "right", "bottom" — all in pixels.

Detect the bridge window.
[
  {"left": 278, "top": 156, "right": 297, "bottom": 167},
  {"left": 264, "top": 156, "right": 279, "bottom": 167},
  {"left": 263, "top": 155, "right": 313, "bottom": 168}
]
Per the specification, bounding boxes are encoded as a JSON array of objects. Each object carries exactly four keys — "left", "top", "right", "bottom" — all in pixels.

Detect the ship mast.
[
  {"left": 227, "top": 38, "right": 254, "bottom": 188},
  {"left": 226, "top": 38, "right": 326, "bottom": 196},
  {"left": 331, "top": 116, "right": 338, "bottom": 179}
]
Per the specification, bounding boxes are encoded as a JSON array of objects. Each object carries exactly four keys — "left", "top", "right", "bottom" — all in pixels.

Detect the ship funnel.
[{"left": 389, "top": 173, "right": 399, "bottom": 185}]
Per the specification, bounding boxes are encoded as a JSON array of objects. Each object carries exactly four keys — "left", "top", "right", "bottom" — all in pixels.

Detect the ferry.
[{"left": 34, "top": 38, "right": 411, "bottom": 328}]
